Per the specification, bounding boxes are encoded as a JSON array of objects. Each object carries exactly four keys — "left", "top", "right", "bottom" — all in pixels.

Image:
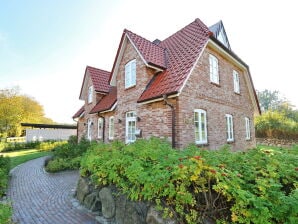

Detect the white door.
[{"left": 126, "top": 112, "right": 136, "bottom": 144}]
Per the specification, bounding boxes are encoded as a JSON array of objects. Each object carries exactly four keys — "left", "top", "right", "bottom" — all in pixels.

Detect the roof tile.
[
  {"left": 87, "top": 66, "right": 110, "bottom": 93},
  {"left": 125, "top": 30, "right": 167, "bottom": 69},
  {"left": 72, "top": 106, "right": 85, "bottom": 119},
  {"left": 90, "top": 86, "right": 117, "bottom": 114},
  {"left": 138, "top": 19, "right": 210, "bottom": 102}
]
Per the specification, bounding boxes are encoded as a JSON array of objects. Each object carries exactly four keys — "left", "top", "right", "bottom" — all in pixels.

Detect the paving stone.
[{"left": 7, "top": 156, "right": 100, "bottom": 224}]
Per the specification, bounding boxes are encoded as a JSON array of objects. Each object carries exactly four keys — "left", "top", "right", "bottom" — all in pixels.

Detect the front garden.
[{"left": 46, "top": 138, "right": 298, "bottom": 224}]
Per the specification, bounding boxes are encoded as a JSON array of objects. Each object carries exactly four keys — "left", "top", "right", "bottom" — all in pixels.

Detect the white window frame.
[
  {"left": 87, "top": 119, "right": 92, "bottom": 141},
  {"left": 245, "top": 117, "right": 251, "bottom": 140},
  {"left": 88, "top": 86, "right": 93, "bottom": 104},
  {"left": 209, "top": 54, "right": 219, "bottom": 84},
  {"left": 126, "top": 111, "right": 137, "bottom": 144},
  {"left": 109, "top": 116, "right": 114, "bottom": 140},
  {"left": 98, "top": 117, "right": 103, "bottom": 139},
  {"left": 233, "top": 70, "right": 240, "bottom": 93},
  {"left": 194, "top": 109, "right": 208, "bottom": 144},
  {"left": 125, "top": 59, "right": 136, "bottom": 89},
  {"left": 225, "top": 114, "right": 234, "bottom": 142}
]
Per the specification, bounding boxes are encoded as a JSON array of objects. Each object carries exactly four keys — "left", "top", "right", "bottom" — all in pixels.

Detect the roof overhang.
[
  {"left": 98, "top": 101, "right": 117, "bottom": 114},
  {"left": 137, "top": 92, "right": 178, "bottom": 105}
]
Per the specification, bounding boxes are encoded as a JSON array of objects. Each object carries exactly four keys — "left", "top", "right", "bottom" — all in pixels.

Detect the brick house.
[{"left": 73, "top": 19, "right": 260, "bottom": 150}]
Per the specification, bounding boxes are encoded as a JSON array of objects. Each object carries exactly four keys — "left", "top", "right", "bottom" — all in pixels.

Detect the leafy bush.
[
  {"left": 45, "top": 137, "right": 90, "bottom": 173},
  {"left": 0, "top": 156, "right": 10, "bottom": 197},
  {"left": 0, "top": 202, "right": 12, "bottom": 224},
  {"left": 45, "top": 157, "right": 81, "bottom": 172},
  {"left": 255, "top": 111, "right": 298, "bottom": 139},
  {"left": 0, "top": 140, "right": 67, "bottom": 152},
  {"left": 80, "top": 138, "right": 298, "bottom": 224}
]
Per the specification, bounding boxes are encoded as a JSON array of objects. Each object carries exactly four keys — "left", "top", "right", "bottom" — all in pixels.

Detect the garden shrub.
[
  {"left": 0, "top": 202, "right": 12, "bottom": 224},
  {"left": 0, "top": 156, "right": 10, "bottom": 197},
  {"left": 255, "top": 111, "right": 298, "bottom": 139},
  {"left": 45, "top": 137, "right": 90, "bottom": 172},
  {"left": 80, "top": 138, "right": 298, "bottom": 224},
  {"left": 0, "top": 140, "right": 66, "bottom": 152}
]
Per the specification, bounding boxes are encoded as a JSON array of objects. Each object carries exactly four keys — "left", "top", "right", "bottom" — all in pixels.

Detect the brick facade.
[{"left": 74, "top": 19, "right": 259, "bottom": 150}]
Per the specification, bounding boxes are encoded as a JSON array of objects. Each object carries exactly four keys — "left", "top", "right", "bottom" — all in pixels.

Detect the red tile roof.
[
  {"left": 87, "top": 66, "right": 110, "bottom": 93},
  {"left": 90, "top": 86, "right": 117, "bottom": 114},
  {"left": 137, "top": 19, "right": 211, "bottom": 102},
  {"left": 72, "top": 106, "right": 85, "bottom": 119},
  {"left": 125, "top": 30, "right": 167, "bottom": 69}
]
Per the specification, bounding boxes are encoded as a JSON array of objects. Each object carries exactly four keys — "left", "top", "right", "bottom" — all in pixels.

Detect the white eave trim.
[
  {"left": 207, "top": 39, "right": 247, "bottom": 70},
  {"left": 99, "top": 102, "right": 117, "bottom": 114},
  {"left": 138, "top": 93, "right": 178, "bottom": 105}
]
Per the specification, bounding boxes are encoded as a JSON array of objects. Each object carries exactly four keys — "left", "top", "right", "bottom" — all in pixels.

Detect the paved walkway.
[{"left": 7, "top": 156, "right": 99, "bottom": 224}]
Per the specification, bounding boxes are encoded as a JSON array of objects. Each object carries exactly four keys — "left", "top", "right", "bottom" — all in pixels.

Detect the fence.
[{"left": 6, "top": 137, "right": 26, "bottom": 143}]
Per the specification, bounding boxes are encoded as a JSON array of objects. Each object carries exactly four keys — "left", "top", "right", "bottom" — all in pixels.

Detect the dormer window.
[
  {"left": 88, "top": 86, "right": 93, "bottom": 103},
  {"left": 125, "top": 59, "right": 136, "bottom": 89}
]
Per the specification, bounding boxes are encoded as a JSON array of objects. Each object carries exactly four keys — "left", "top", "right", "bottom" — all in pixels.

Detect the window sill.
[
  {"left": 196, "top": 143, "right": 209, "bottom": 147},
  {"left": 210, "top": 82, "right": 220, "bottom": 87},
  {"left": 245, "top": 138, "right": 251, "bottom": 141},
  {"left": 226, "top": 140, "right": 234, "bottom": 144},
  {"left": 125, "top": 85, "right": 136, "bottom": 90},
  {"left": 234, "top": 92, "right": 241, "bottom": 95}
]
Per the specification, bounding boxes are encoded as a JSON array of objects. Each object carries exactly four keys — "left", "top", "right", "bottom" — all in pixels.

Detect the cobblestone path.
[{"left": 7, "top": 156, "right": 99, "bottom": 224}]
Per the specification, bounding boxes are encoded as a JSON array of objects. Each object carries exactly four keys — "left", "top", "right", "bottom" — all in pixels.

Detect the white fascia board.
[
  {"left": 99, "top": 102, "right": 117, "bottom": 114},
  {"left": 207, "top": 39, "right": 246, "bottom": 70},
  {"left": 138, "top": 93, "right": 179, "bottom": 105}
]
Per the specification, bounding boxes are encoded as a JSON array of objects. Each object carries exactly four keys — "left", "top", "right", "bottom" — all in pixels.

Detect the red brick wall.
[
  {"left": 113, "top": 41, "right": 172, "bottom": 142},
  {"left": 176, "top": 45, "right": 256, "bottom": 150}
]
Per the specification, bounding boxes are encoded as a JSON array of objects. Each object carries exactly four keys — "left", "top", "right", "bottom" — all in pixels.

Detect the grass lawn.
[{"left": 0, "top": 149, "right": 52, "bottom": 169}]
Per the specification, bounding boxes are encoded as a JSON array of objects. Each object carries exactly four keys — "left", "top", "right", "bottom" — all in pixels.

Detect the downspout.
[
  {"left": 98, "top": 114, "right": 105, "bottom": 143},
  {"left": 163, "top": 95, "right": 176, "bottom": 148}
]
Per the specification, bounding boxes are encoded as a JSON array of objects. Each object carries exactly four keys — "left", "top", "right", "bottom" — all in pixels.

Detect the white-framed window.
[
  {"left": 98, "top": 117, "right": 103, "bottom": 139},
  {"left": 88, "top": 86, "right": 93, "bottom": 103},
  {"left": 245, "top": 117, "right": 251, "bottom": 140},
  {"left": 233, "top": 70, "right": 240, "bottom": 93},
  {"left": 126, "top": 111, "right": 137, "bottom": 144},
  {"left": 87, "top": 119, "right": 92, "bottom": 141},
  {"left": 109, "top": 116, "right": 114, "bottom": 140},
  {"left": 194, "top": 109, "right": 208, "bottom": 144},
  {"left": 209, "top": 54, "right": 219, "bottom": 84},
  {"left": 225, "top": 114, "right": 234, "bottom": 142},
  {"left": 125, "top": 59, "right": 136, "bottom": 89}
]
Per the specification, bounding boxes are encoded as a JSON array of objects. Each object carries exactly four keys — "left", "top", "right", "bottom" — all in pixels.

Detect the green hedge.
[
  {"left": 255, "top": 111, "right": 298, "bottom": 139},
  {"left": 0, "top": 140, "right": 67, "bottom": 152},
  {"left": 0, "top": 156, "right": 10, "bottom": 197},
  {"left": 80, "top": 138, "right": 298, "bottom": 224},
  {"left": 45, "top": 137, "right": 90, "bottom": 173}
]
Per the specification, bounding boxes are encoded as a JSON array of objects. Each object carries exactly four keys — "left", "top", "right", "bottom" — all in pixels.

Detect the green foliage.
[
  {"left": 255, "top": 110, "right": 298, "bottom": 139},
  {"left": 45, "top": 157, "right": 81, "bottom": 172},
  {"left": 0, "top": 140, "right": 66, "bottom": 152},
  {"left": 0, "top": 87, "right": 54, "bottom": 137},
  {"left": 0, "top": 156, "right": 10, "bottom": 197},
  {"left": 45, "top": 137, "right": 90, "bottom": 172},
  {"left": 80, "top": 138, "right": 298, "bottom": 224},
  {"left": 0, "top": 202, "right": 12, "bottom": 224}
]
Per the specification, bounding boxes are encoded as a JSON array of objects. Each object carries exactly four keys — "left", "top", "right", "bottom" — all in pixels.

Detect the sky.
[{"left": 0, "top": 0, "right": 297, "bottom": 124}]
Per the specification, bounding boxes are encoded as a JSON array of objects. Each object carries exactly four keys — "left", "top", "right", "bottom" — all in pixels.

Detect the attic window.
[
  {"left": 125, "top": 59, "right": 136, "bottom": 89},
  {"left": 88, "top": 86, "right": 93, "bottom": 103},
  {"left": 209, "top": 54, "right": 219, "bottom": 84}
]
